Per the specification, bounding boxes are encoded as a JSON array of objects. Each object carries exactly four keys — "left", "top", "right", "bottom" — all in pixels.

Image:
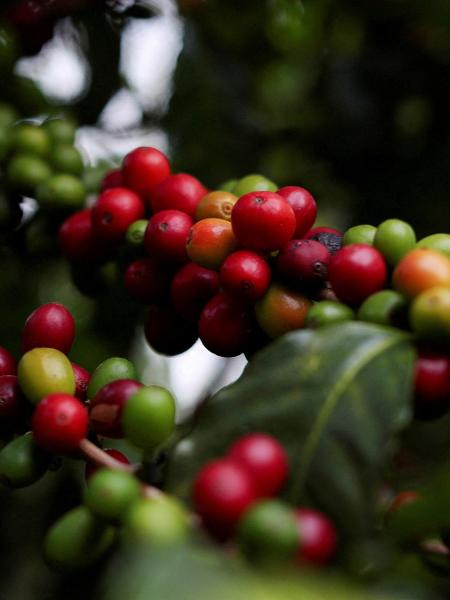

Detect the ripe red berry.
[
  {"left": 277, "top": 186, "right": 317, "bottom": 238},
  {"left": 0, "top": 375, "right": 27, "bottom": 433},
  {"left": 22, "top": 303, "right": 75, "bottom": 354},
  {"left": 328, "top": 244, "right": 387, "bottom": 305},
  {"left": 100, "top": 168, "right": 123, "bottom": 192},
  {"left": 193, "top": 459, "right": 257, "bottom": 539},
  {"left": 144, "top": 209, "right": 193, "bottom": 264},
  {"left": 124, "top": 258, "right": 171, "bottom": 304},
  {"left": 220, "top": 251, "right": 271, "bottom": 302},
  {"left": 71, "top": 362, "right": 91, "bottom": 402},
  {"left": 144, "top": 305, "right": 198, "bottom": 356},
  {"left": 275, "top": 239, "right": 330, "bottom": 289},
  {"left": 32, "top": 393, "right": 89, "bottom": 454},
  {"left": 0, "top": 347, "right": 17, "bottom": 376},
  {"left": 305, "top": 227, "right": 343, "bottom": 255},
  {"left": 228, "top": 433, "right": 288, "bottom": 497},
  {"left": 151, "top": 173, "right": 208, "bottom": 218},
  {"left": 199, "top": 292, "right": 254, "bottom": 357},
  {"left": 122, "top": 146, "right": 171, "bottom": 202},
  {"left": 413, "top": 352, "right": 450, "bottom": 420},
  {"left": 90, "top": 379, "right": 143, "bottom": 438},
  {"left": 85, "top": 448, "right": 130, "bottom": 480},
  {"left": 295, "top": 508, "right": 337, "bottom": 566},
  {"left": 59, "top": 209, "right": 110, "bottom": 263},
  {"left": 170, "top": 262, "right": 220, "bottom": 321},
  {"left": 231, "top": 191, "right": 296, "bottom": 251},
  {"left": 91, "top": 187, "right": 145, "bottom": 243}
]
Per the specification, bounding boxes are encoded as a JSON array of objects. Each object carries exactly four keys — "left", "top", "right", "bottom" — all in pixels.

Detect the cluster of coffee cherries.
[
  {"left": 0, "top": 301, "right": 186, "bottom": 570},
  {"left": 193, "top": 433, "right": 337, "bottom": 567}
]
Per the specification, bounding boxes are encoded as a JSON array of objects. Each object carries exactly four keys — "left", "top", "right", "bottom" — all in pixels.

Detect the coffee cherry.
[
  {"left": 220, "top": 251, "right": 271, "bottom": 302},
  {"left": 37, "top": 174, "right": 86, "bottom": 210},
  {"left": 170, "top": 262, "right": 220, "bottom": 321},
  {"left": 144, "top": 210, "right": 193, "bottom": 264},
  {"left": 85, "top": 468, "right": 141, "bottom": 522},
  {"left": 195, "top": 190, "right": 238, "bottom": 221},
  {"left": 144, "top": 305, "right": 198, "bottom": 356},
  {"left": 255, "top": 283, "right": 311, "bottom": 338},
  {"left": 295, "top": 508, "right": 337, "bottom": 566},
  {"left": 416, "top": 234, "right": 450, "bottom": 260},
  {"left": 276, "top": 239, "right": 330, "bottom": 289},
  {"left": 343, "top": 225, "right": 377, "bottom": 246},
  {"left": 231, "top": 191, "right": 296, "bottom": 252},
  {"left": 123, "top": 386, "right": 176, "bottom": 452},
  {"left": 193, "top": 459, "right": 257, "bottom": 539},
  {"left": 413, "top": 352, "right": 450, "bottom": 420},
  {"left": 101, "top": 168, "right": 123, "bottom": 192},
  {"left": 22, "top": 302, "right": 75, "bottom": 354},
  {"left": 126, "top": 219, "right": 148, "bottom": 247},
  {"left": 305, "top": 227, "right": 343, "bottom": 255},
  {"left": 48, "top": 144, "right": 84, "bottom": 176},
  {"left": 7, "top": 153, "right": 51, "bottom": 193},
  {"left": 122, "top": 497, "right": 188, "bottom": 546},
  {"left": 124, "top": 257, "right": 170, "bottom": 304},
  {"left": 59, "top": 209, "right": 110, "bottom": 263},
  {"left": 151, "top": 173, "right": 207, "bottom": 218},
  {"left": 237, "top": 500, "right": 298, "bottom": 563},
  {"left": 10, "top": 122, "right": 50, "bottom": 157},
  {"left": 92, "top": 187, "right": 145, "bottom": 243},
  {"left": 122, "top": 146, "right": 171, "bottom": 201},
  {"left": 374, "top": 219, "right": 416, "bottom": 267},
  {"left": 219, "top": 179, "right": 238, "bottom": 192},
  {"left": 42, "top": 118, "right": 76, "bottom": 145},
  {"left": 199, "top": 292, "right": 254, "bottom": 357},
  {"left": 277, "top": 186, "right": 317, "bottom": 238},
  {"left": 0, "top": 375, "right": 27, "bottom": 433},
  {"left": 186, "top": 218, "right": 236, "bottom": 270},
  {"left": 0, "top": 346, "right": 16, "bottom": 376},
  {"left": 357, "top": 290, "right": 407, "bottom": 327},
  {"left": 90, "top": 379, "right": 143, "bottom": 438},
  {"left": 18, "top": 348, "right": 75, "bottom": 405},
  {"left": 232, "top": 174, "right": 277, "bottom": 196},
  {"left": 85, "top": 448, "right": 130, "bottom": 480},
  {"left": 306, "top": 301, "right": 354, "bottom": 328},
  {"left": 32, "top": 393, "right": 88, "bottom": 454},
  {"left": 71, "top": 362, "right": 90, "bottom": 402},
  {"left": 328, "top": 244, "right": 387, "bottom": 306},
  {"left": 393, "top": 248, "right": 450, "bottom": 298},
  {"left": 409, "top": 286, "right": 450, "bottom": 343},
  {"left": 0, "top": 432, "right": 49, "bottom": 488},
  {"left": 228, "top": 433, "right": 288, "bottom": 497},
  {"left": 87, "top": 357, "right": 137, "bottom": 399}
]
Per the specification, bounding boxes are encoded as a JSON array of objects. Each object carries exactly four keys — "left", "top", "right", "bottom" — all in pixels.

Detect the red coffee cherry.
[
  {"left": 59, "top": 209, "right": 110, "bottom": 263},
  {"left": 231, "top": 191, "right": 296, "bottom": 252},
  {"left": 144, "top": 305, "right": 198, "bottom": 356},
  {"left": 0, "top": 347, "right": 17, "bottom": 376},
  {"left": 199, "top": 292, "right": 254, "bottom": 357},
  {"left": 22, "top": 303, "right": 75, "bottom": 355},
  {"left": 220, "top": 251, "right": 271, "bottom": 302},
  {"left": 100, "top": 168, "right": 123, "bottom": 192},
  {"left": 124, "top": 257, "right": 171, "bottom": 304},
  {"left": 85, "top": 448, "right": 130, "bottom": 480},
  {"left": 228, "top": 433, "right": 288, "bottom": 497},
  {"left": 170, "top": 262, "right": 220, "bottom": 321},
  {"left": 151, "top": 173, "right": 208, "bottom": 218},
  {"left": 328, "top": 244, "right": 387, "bottom": 305},
  {"left": 413, "top": 352, "right": 450, "bottom": 420},
  {"left": 71, "top": 362, "right": 91, "bottom": 402},
  {"left": 144, "top": 209, "right": 193, "bottom": 264},
  {"left": 193, "top": 459, "right": 258, "bottom": 539},
  {"left": 122, "top": 146, "right": 171, "bottom": 202},
  {"left": 0, "top": 375, "right": 28, "bottom": 433},
  {"left": 277, "top": 186, "right": 317, "bottom": 238},
  {"left": 295, "top": 508, "right": 337, "bottom": 566},
  {"left": 186, "top": 218, "right": 237, "bottom": 270},
  {"left": 92, "top": 187, "right": 145, "bottom": 243},
  {"left": 90, "top": 379, "right": 143, "bottom": 438},
  {"left": 32, "top": 393, "right": 89, "bottom": 454},
  {"left": 275, "top": 239, "right": 330, "bottom": 289}
]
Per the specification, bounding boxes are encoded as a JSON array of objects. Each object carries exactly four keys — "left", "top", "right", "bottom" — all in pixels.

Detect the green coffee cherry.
[
  {"left": 37, "top": 174, "right": 86, "bottom": 209},
  {"left": 409, "top": 286, "right": 450, "bottom": 343},
  {"left": 10, "top": 123, "right": 50, "bottom": 157},
  {"left": 416, "top": 234, "right": 450, "bottom": 260},
  {"left": 0, "top": 433, "right": 48, "bottom": 488},
  {"left": 18, "top": 348, "right": 75, "bottom": 405},
  {"left": 237, "top": 500, "right": 298, "bottom": 563},
  {"left": 122, "top": 386, "right": 176, "bottom": 452},
  {"left": 85, "top": 468, "right": 141, "bottom": 522},
  {"left": 122, "top": 497, "right": 188, "bottom": 546},
  {"left": 374, "top": 219, "right": 416, "bottom": 267},
  {"left": 306, "top": 301, "right": 354, "bottom": 328},
  {"left": 219, "top": 179, "right": 238, "bottom": 192},
  {"left": 44, "top": 506, "right": 115, "bottom": 571},
  {"left": 343, "top": 224, "right": 377, "bottom": 246},
  {"left": 357, "top": 290, "right": 407, "bottom": 326},
  {"left": 0, "top": 103, "right": 18, "bottom": 129},
  {"left": 7, "top": 153, "right": 52, "bottom": 193},
  {"left": 48, "top": 144, "right": 84, "bottom": 176},
  {"left": 232, "top": 174, "right": 278, "bottom": 197},
  {"left": 126, "top": 219, "right": 148, "bottom": 247},
  {"left": 42, "top": 118, "right": 76, "bottom": 145},
  {"left": 87, "top": 357, "right": 137, "bottom": 399}
]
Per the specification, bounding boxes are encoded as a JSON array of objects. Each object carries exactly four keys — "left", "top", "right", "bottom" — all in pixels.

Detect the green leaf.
[{"left": 167, "top": 323, "right": 415, "bottom": 538}]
